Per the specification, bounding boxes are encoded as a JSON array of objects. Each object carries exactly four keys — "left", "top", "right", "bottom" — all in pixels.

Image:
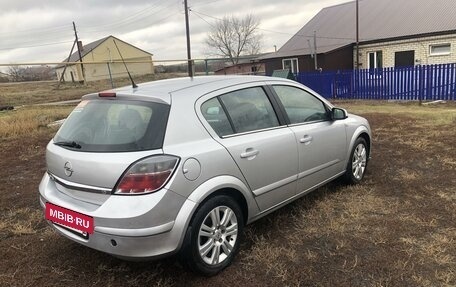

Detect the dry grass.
[
  {"left": 0, "top": 106, "right": 73, "bottom": 139},
  {"left": 0, "top": 98, "right": 455, "bottom": 286},
  {"left": 335, "top": 100, "right": 456, "bottom": 126},
  {"left": 0, "top": 208, "right": 43, "bottom": 237}
]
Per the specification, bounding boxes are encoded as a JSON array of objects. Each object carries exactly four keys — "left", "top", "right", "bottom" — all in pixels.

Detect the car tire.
[
  {"left": 344, "top": 137, "right": 368, "bottom": 184},
  {"left": 181, "top": 195, "right": 244, "bottom": 276}
]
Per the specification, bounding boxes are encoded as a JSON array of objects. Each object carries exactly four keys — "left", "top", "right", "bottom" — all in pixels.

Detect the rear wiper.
[{"left": 54, "top": 140, "right": 82, "bottom": 149}]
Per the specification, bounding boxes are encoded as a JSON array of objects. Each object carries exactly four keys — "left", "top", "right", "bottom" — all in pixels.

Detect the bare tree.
[
  {"left": 7, "top": 66, "right": 23, "bottom": 82},
  {"left": 206, "top": 14, "right": 262, "bottom": 65},
  {"left": 7, "top": 65, "right": 55, "bottom": 82}
]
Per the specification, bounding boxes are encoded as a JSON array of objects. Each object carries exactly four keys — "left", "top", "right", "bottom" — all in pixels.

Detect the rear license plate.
[{"left": 45, "top": 202, "right": 94, "bottom": 234}]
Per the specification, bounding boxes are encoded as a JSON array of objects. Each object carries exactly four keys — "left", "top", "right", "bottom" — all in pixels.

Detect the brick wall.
[{"left": 355, "top": 34, "right": 456, "bottom": 68}]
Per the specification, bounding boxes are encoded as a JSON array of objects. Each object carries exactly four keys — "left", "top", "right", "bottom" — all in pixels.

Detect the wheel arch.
[
  {"left": 358, "top": 132, "right": 371, "bottom": 158},
  {"left": 195, "top": 188, "right": 249, "bottom": 225},
  {"left": 347, "top": 126, "right": 371, "bottom": 161},
  {"left": 187, "top": 175, "right": 259, "bottom": 226},
  {"left": 179, "top": 182, "right": 251, "bottom": 275}
]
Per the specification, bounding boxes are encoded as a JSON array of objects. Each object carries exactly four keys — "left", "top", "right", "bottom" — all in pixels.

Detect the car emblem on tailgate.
[{"left": 64, "top": 161, "right": 74, "bottom": 177}]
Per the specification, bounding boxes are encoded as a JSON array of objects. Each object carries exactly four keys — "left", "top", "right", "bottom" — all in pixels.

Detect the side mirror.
[{"left": 331, "top": 107, "right": 348, "bottom": 120}]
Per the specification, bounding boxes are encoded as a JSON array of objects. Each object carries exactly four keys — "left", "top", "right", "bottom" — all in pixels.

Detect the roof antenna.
[{"left": 113, "top": 39, "right": 138, "bottom": 88}]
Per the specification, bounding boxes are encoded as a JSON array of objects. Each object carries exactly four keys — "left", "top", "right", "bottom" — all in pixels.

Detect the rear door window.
[
  {"left": 201, "top": 98, "right": 234, "bottom": 137},
  {"left": 54, "top": 100, "right": 169, "bottom": 152},
  {"left": 219, "top": 87, "right": 279, "bottom": 134},
  {"left": 201, "top": 87, "right": 280, "bottom": 136}
]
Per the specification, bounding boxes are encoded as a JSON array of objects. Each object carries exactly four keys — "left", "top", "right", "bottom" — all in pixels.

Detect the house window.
[
  {"left": 368, "top": 51, "right": 383, "bottom": 69},
  {"left": 430, "top": 43, "right": 451, "bottom": 56},
  {"left": 282, "top": 58, "right": 299, "bottom": 73}
]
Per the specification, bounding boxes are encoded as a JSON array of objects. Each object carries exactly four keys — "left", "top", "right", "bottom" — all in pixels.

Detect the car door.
[
  {"left": 270, "top": 84, "right": 347, "bottom": 194},
  {"left": 199, "top": 86, "right": 299, "bottom": 211}
]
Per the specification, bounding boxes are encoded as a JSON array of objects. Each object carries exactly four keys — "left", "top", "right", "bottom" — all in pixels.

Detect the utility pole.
[
  {"left": 57, "top": 40, "right": 77, "bottom": 87},
  {"left": 307, "top": 39, "right": 313, "bottom": 58},
  {"left": 184, "top": 0, "right": 194, "bottom": 77},
  {"left": 313, "top": 31, "right": 318, "bottom": 70},
  {"left": 72, "top": 21, "right": 86, "bottom": 83},
  {"left": 355, "top": 0, "right": 360, "bottom": 69}
]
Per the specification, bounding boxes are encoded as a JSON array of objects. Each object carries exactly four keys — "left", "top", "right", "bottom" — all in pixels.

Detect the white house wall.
[
  {"left": 84, "top": 57, "right": 153, "bottom": 81},
  {"left": 355, "top": 34, "right": 456, "bottom": 68},
  {"left": 56, "top": 64, "right": 82, "bottom": 82}
]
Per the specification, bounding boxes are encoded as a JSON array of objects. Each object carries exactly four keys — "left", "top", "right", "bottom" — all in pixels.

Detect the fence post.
[
  {"left": 350, "top": 70, "right": 353, "bottom": 99},
  {"left": 451, "top": 63, "right": 455, "bottom": 101},
  {"left": 419, "top": 65, "right": 424, "bottom": 105}
]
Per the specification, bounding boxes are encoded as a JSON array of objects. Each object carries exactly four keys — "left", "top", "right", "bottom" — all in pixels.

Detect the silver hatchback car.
[{"left": 39, "top": 76, "right": 371, "bottom": 275}]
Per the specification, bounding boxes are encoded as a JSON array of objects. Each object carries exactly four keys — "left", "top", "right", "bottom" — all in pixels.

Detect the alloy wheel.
[
  {"left": 352, "top": 143, "right": 367, "bottom": 180},
  {"left": 198, "top": 206, "right": 238, "bottom": 265}
]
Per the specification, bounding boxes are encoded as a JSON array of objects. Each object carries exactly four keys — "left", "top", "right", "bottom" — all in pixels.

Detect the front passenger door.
[{"left": 271, "top": 85, "right": 347, "bottom": 194}]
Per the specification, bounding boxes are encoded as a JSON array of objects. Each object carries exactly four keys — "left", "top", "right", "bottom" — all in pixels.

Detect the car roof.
[{"left": 109, "top": 75, "right": 293, "bottom": 104}]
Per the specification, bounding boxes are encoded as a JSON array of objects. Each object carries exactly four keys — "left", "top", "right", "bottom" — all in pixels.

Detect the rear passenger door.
[
  {"left": 199, "top": 86, "right": 299, "bottom": 211},
  {"left": 270, "top": 85, "right": 347, "bottom": 194}
]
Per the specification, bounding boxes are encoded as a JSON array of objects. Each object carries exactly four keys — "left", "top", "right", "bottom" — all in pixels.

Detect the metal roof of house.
[
  {"left": 262, "top": 0, "right": 456, "bottom": 59},
  {"left": 61, "top": 35, "right": 153, "bottom": 63}
]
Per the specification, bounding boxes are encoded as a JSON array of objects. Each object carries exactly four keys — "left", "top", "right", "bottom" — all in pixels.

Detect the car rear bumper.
[
  {"left": 39, "top": 173, "right": 197, "bottom": 259},
  {"left": 40, "top": 194, "right": 196, "bottom": 259}
]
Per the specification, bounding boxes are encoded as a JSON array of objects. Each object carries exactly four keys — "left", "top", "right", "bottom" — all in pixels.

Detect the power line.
[
  {"left": 80, "top": 2, "right": 180, "bottom": 33},
  {"left": 1, "top": 2, "right": 186, "bottom": 54},
  {"left": 0, "top": 41, "right": 74, "bottom": 51},
  {"left": 189, "top": 8, "right": 215, "bottom": 28},
  {"left": 0, "top": 2, "right": 175, "bottom": 48},
  {"left": 0, "top": 1, "right": 171, "bottom": 38},
  {"left": 79, "top": 0, "right": 164, "bottom": 29},
  {"left": 0, "top": 35, "right": 74, "bottom": 51},
  {"left": 191, "top": 0, "right": 222, "bottom": 8},
  {"left": 0, "top": 31, "right": 74, "bottom": 46},
  {"left": 0, "top": 29, "right": 73, "bottom": 49},
  {"left": 0, "top": 24, "right": 73, "bottom": 37}
]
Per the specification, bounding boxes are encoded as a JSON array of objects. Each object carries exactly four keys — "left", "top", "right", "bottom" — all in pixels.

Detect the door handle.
[
  {"left": 300, "top": 135, "right": 313, "bottom": 145},
  {"left": 240, "top": 148, "right": 259, "bottom": 159}
]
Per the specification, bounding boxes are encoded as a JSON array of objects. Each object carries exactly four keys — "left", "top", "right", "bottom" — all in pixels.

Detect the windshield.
[{"left": 54, "top": 99, "right": 169, "bottom": 152}]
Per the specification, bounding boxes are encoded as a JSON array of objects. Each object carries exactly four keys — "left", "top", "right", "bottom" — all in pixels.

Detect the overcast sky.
[{"left": 0, "top": 0, "right": 349, "bottom": 65}]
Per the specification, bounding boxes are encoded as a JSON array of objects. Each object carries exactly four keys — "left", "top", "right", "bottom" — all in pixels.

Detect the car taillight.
[{"left": 115, "top": 155, "right": 179, "bottom": 195}]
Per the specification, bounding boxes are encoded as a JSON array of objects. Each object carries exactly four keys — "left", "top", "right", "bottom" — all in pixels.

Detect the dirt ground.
[{"left": 0, "top": 101, "right": 455, "bottom": 287}]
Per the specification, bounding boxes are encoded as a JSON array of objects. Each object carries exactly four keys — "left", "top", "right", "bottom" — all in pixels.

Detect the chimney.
[{"left": 77, "top": 41, "right": 83, "bottom": 52}]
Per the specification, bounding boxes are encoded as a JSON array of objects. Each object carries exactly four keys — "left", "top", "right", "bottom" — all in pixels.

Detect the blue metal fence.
[{"left": 295, "top": 63, "right": 456, "bottom": 101}]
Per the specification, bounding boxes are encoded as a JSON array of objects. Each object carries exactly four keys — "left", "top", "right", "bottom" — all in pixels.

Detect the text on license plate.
[{"left": 45, "top": 202, "right": 94, "bottom": 234}]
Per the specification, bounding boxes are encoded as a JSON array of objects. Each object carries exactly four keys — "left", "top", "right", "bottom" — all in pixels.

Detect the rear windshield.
[{"left": 54, "top": 99, "right": 169, "bottom": 152}]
